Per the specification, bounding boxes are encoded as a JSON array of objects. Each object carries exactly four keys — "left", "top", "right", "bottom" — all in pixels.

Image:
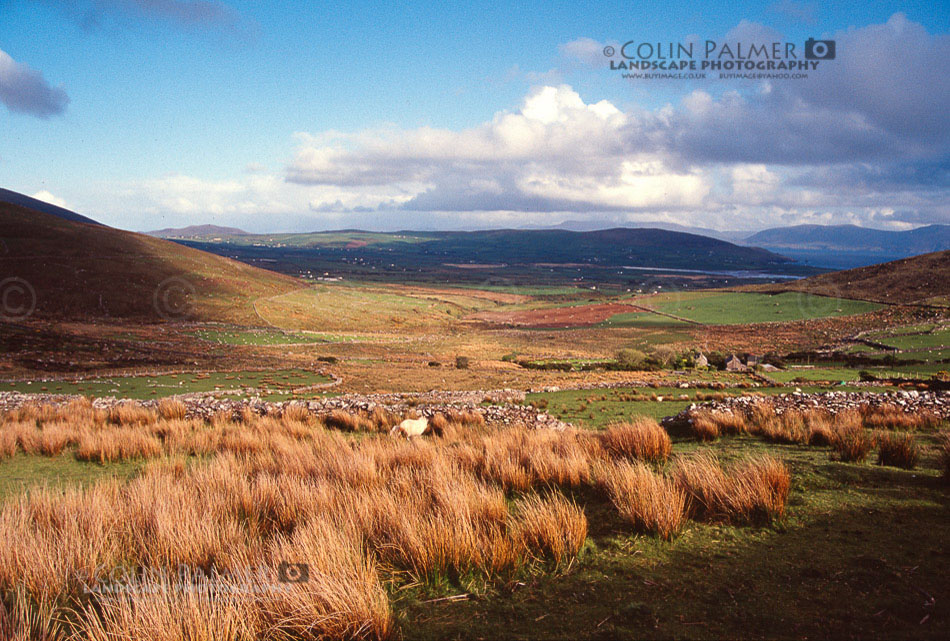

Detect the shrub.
[
  {"left": 600, "top": 419, "right": 672, "bottom": 464},
  {"left": 615, "top": 348, "right": 648, "bottom": 370},
  {"left": 600, "top": 461, "right": 686, "bottom": 539},
  {"left": 875, "top": 432, "right": 920, "bottom": 469},
  {"left": 455, "top": 356, "right": 470, "bottom": 369}
]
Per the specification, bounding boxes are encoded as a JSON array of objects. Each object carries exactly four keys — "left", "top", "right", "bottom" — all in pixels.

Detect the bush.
[
  {"left": 317, "top": 356, "right": 338, "bottom": 364},
  {"left": 427, "top": 361, "right": 440, "bottom": 367},
  {"left": 455, "top": 356, "right": 470, "bottom": 369},
  {"left": 875, "top": 432, "right": 920, "bottom": 469},
  {"left": 615, "top": 348, "right": 648, "bottom": 370}
]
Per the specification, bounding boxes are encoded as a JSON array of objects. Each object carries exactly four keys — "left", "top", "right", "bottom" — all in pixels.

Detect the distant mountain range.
[
  {"left": 521, "top": 220, "right": 950, "bottom": 269},
  {"left": 147, "top": 225, "right": 250, "bottom": 239},
  {"left": 739, "top": 224, "right": 950, "bottom": 268}
]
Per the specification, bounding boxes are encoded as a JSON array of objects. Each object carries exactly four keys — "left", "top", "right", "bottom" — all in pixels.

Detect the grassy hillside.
[
  {"left": 0, "top": 202, "right": 301, "bottom": 322},
  {"left": 752, "top": 251, "right": 950, "bottom": 306}
]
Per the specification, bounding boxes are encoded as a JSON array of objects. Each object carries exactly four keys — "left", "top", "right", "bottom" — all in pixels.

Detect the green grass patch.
[
  {"left": 0, "top": 454, "right": 142, "bottom": 501},
  {"left": 1, "top": 369, "right": 331, "bottom": 400},
  {"left": 642, "top": 291, "right": 881, "bottom": 325}
]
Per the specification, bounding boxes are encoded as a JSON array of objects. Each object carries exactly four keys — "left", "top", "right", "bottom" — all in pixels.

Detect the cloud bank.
[{"left": 85, "top": 14, "right": 949, "bottom": 232}]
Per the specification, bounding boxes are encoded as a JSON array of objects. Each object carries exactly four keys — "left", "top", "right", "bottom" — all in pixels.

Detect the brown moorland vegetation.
[{"left": 0, "top": 402, "right": 791, "bottom": 639}]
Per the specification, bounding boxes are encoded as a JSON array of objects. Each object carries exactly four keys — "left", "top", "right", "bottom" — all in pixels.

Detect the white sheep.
[{"left": 389, "top": 416, "right": 429, "bottom": 438}]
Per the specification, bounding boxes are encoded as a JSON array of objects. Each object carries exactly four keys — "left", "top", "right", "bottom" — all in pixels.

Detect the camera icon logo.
[
  {"left": 277, "top": 561, "right": 310, "bottom": 583},
  {"left": 804, "top": 38, "right": 835, "bottom": 60}
]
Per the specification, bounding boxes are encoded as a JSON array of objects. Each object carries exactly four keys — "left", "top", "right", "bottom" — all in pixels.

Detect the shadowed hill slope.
[
  {"left": 0, "top": 188, "right": 101, "bottom": 226},
  {"left": 750, "top": 251, "right": 950, "bottom": 306},
  {"left": 0, "top": 202, "right": 301, "bottom": 322}
]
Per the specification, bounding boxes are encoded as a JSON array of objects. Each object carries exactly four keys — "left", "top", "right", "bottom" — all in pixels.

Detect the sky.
[{"left": 0, "top": 0, "right": 948, "bottom": 233}]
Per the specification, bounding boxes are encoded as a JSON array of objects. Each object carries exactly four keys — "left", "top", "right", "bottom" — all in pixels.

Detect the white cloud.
[
  {"left": 72, "top": 15, "right": 950, "bottom": 232},
  {"left": 288, "top": 85, "right": 708, "bottom": 214},
  {"left": 30, "top": 190, "right": 70, "bottom": 209}
]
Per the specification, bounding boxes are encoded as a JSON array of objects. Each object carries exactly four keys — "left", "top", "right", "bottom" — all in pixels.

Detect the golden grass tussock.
[
  {"left": 673, "top": 453, "right": 790, "bottom": 525},
  {"left": 599, "top": 460, "right": 687, "bottom": 540},
  {"left": 511, "top": 492, "right": 587, "bottom": 566},
  {"left": 874, "top": 431, "right": 920, "bottom": 469},
  {"left": 829, "top": 423, "right": 873, "bottom": 463},
  {"left": 689, "top": 412, "right": 722, "bottom": 441},
  {"left": 156, "top": 398, "right": 188, "bottom": 421},
  {"left": 938, "top": 432, "right": 950, "bottom": 483},
  {"left": 860, "top": 404, "right": 941, "bottom": 431},
  {"left": 600, "top": 418, "right": 672, "bottom": 464},
  {"left": 691, "top": 403, "right": 937, "bottom": 459},
  {"left": 74, "top": 427, "right": 162, "bottom": 463},
  {"left": 107, "top": 401, "right": 157, "bottom": 426},
  {"left": 324, "top": 409, "right": 372, "bottom": 432}
]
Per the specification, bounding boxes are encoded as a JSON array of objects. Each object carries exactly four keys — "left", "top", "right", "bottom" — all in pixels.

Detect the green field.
[
  {"left": 2, "top": 369, "right": 331, "bottom": 399},
  {"left": 0, "top": 454, "right": 142, "bottom": 500},
  {"left": 639, "top": 291, "right": 881, "bottom": 325},
  {"left": 868, "top": 327, "right": 950, "bottom": 350},
  {"left": 522, "top": 385, "right": 870, "bottom": 427},
  {"left": 598, "top": 312, "right": 691, "bottom": 328}
]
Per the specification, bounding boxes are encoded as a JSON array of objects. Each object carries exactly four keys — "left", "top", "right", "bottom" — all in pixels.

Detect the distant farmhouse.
[
  {"left": 694, "top": 353, "right": 708, "bottom": 369},
  {"left": 725, "top": 355, "right": 747, "bottom": 372}
]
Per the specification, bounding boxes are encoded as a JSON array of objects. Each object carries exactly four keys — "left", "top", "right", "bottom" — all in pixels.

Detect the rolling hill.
[
  {"left": 742, "top": 224, "right": 950, "bottom": 268},
  {"left": 0, "top": 188, "right": 101, "bottom": 226},
  {"left": 0, "top": 200, "right": 301, "bottom": 322},
  {"left": 147, "top": 224, "right": 250, "bottom": 239},
  {"left": 752, "top": 250, "right": 950, "bottom": 306},
  {"left": 184, "top": 227, "right": 794, "bottom": 271}
]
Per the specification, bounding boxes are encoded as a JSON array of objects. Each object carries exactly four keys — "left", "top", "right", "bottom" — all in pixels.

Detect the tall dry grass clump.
[
  {"left": 512, "top": 493, "right": 587, "bottom": 565},
  {"left": 600, "top": 419, "right": 671, "bottom": 463},
  {"left": 156, "top": 398, "right": 188, "bottom": 421},
  {"left": 673, "top": 453, "right": 790, "bottom": 525},
  {"left": 860, "top": 404, "right": 940, "bottom": 431},
  {"left": 938, "top": 432, "right": 950, "bottom": 482},
  {"left": 689, "top": 412, "right": 721, "bottom": 441},
  {"left": 874, "top": 431, "right": 920, "bottom": 469},
  {"left": 829, "top": 420, "right": 873, "bottom": 463},
  {"left": 75, "top": 428, "right": 162, "bottom": 463},
  {"left": 107, "top": 402, "right": 157, "bottom": 427},
  {"left": 599, "top": 461, "right": 686, "bottom": 539}
]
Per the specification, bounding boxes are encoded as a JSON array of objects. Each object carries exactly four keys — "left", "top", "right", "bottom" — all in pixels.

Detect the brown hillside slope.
[
  {"left": 750, "top": 250, "right": 950, "bottom": 306},
  {"left": 0, "top": 202, "right": 302, "bottom": 322}
]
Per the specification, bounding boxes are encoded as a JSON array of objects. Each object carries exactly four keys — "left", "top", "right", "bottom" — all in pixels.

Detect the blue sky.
[{"left": 1, "top": 0, "right": 948, "bottom": 232}]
